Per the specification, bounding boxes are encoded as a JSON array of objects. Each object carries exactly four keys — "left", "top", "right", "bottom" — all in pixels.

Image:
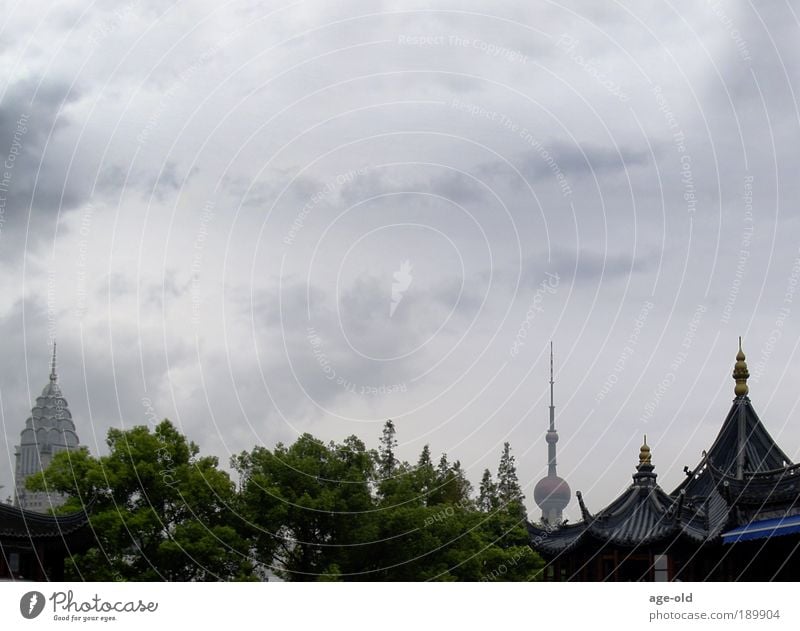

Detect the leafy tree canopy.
[
  {"left": 32, "top": 418, "right": 543, "bottom": 581},
  {"left": 28, "top": 420, "right": 256, "bottom": 581},
  {"left": 234, "top": 423, "right": 542, "bottom": 581}
]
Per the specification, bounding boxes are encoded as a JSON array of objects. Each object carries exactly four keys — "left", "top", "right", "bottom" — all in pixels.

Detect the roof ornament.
[
  {"left": 733, "top": 336, "right": 749, "bottom": 397},
  {"left": 576, "top": 490, "right": 593, "bottom": 522},
  {"left": 674, "top": 489, "right": 686, "bottom": 521},
  {"left": 639, "top": 435, "right": 652, "bottom": 465},
  {"left": 50, "top": 340, "right": 57, "bottom": 383}
]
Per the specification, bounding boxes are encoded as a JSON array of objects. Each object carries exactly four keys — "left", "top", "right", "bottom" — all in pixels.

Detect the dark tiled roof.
[
  {"left": 529, "top": 463, "right": 729, "bottom": 554},
  {"left": 0, "top": 502, "right": 89, "bottom": 539},
  {"left": 673, "top": 396, "right": 792, "bottom": 500},
  {"left": 530, "top": 395, "right": 796, "bottom": 554},
  {"left": 709, "top": 461, "right": 800, "bottom": 507},
  {"left": 589, "top": 484, "right": 678, "bottom": 546},
  {"left": 528, "top": 521, "right": 586, "bottom": 555}
]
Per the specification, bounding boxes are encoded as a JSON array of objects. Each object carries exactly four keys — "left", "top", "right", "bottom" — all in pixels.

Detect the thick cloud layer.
[{"left": 1, "top": 1, "right": 799, "bottom": 519}]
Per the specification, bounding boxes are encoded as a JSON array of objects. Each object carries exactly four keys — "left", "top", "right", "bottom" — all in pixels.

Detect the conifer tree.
[
  {"left": 378, "top": 419, "right": 398, "bottom": 478},
  {"left": 426, "top": 453, "right": 452, "bottom": 505},
  {"left": 414, "top": 444, "right": 436, "bottom": 503},
  {"left": 451, "top": 460, "right": 473, "bottom": 504},
  {"left": 418, "top": 444, "right": 432, "bottom": 468},
  {"left": 436, "top": 452, "right": 449, "bottom": 477},
  {"left": 478, "top": 468, "right": 499, "bottom": 511},
  {"left": 497, "top": 442, "right": 526, "bottom": 518}
]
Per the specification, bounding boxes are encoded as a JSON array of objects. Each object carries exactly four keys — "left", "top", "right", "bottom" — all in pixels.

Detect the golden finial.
[
  {"left": 733, "top": 336, "right": 749, "bottom": 397},
  {"left": 639, "top": 435, "right": 652, "bottom": 465}
]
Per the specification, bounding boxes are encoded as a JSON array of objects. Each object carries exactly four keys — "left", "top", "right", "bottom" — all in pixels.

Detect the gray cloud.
[
  {"left": 2, "top": 1, "right": 800, "bottom": 518},
  {"left": 475, "top": 141, "right": 652, "bottom": 187},
  {"left": 98, "top": 160, "right": 197, "bottom": 203},
  {"left": 0, "top": 79, "right": 85, "bottom": 255}
]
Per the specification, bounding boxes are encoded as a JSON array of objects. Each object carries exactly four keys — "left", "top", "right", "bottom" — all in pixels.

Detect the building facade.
[
  {"left": 14, "top": 344, "right": 81, "bottom": 512},
  {"left": 529, "top": 341, "right": 800, "bottom": 581}
]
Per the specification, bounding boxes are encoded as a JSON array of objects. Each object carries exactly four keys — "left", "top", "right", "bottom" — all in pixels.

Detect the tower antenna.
[{"left": 50, "top": 340, "right": 57, "bottom": 382}]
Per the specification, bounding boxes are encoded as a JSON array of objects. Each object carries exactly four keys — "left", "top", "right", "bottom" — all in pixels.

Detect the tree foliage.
[
  {"left": 234, "top": 423, "right": 542, "bottom": 581},
  {"left": 497, "top": 442, "right": 526, "bottom": 519},
  {"left": 232, "top": 433, "right": 376, "bottom": 580},
  {"left": 28, "top": 420, "right": 255, "bottom": 581},
  {"left": 32, "top": 418, "right": 543, "bottom": 581},
  {"left": 478, "top": 469, "right": 499, "bottom": 512}
]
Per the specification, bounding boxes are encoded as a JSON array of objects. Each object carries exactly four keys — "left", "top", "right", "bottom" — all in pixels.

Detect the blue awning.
[{"left": 722, "top": 515, "right": 800, "bottom": 544}]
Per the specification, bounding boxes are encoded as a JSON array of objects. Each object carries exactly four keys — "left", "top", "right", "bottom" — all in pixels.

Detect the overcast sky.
[{"left": 1, "top": 1, "right": 799, "bottom": 520}]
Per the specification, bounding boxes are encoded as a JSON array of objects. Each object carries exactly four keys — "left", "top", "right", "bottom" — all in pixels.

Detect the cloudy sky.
[{"left": 1, "top": 0, "right": 799, "bottom": 520}]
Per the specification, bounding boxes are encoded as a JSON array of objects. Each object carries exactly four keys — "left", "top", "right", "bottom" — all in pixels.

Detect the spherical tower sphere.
[
  {"left": 534, "top": 475, "right": 571, "bottom": 510},
  {"left": 545, "top": 429, "right": 559, "bottom": 444}
]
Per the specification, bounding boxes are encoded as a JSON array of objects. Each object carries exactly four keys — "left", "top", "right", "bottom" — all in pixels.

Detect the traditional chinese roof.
[
  {"left": 709, "top": 461, "right": 800, "bottom": 508},
  {"left": 0, "top": 501, "right": 89, "bottom": 539},
  {"left": 673, "top": 343, "right": 791, "bottom": 501},
  {"left": 530, "top": 341, "right": 799, "bottom": 556},
  {"left": 529, "top": 439, "right": 729, "bottom": 555}
]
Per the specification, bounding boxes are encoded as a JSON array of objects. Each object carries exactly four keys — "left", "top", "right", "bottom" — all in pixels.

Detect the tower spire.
[
  {"left": 549, "top": 340, "right": 555, "bottom": 431},
  {"left": 534, "top": 340, "right": 571, "bottom": 523},
  {"left": 546, "top": 341, "right": 558, "bottom": 477},
  {"left": 50, "top": 340, "right": 57, "bottom": 383}
]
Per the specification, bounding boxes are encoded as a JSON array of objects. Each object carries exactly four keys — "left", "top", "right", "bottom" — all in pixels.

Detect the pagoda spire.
[
  {"left": 733, "top": 337, "right": 750, "bottom": 478},
  {"left": 50, "top": 340, "right": 57, "bottom": 383},
  {"left": 633, "top": 434, "right": 657, "bottom": 486},
  {"left": 733, "top": 336, "right": 749, "bottom": 397},
  {"left": 639, "top": 435, "right": 651, "bottom": 465}
]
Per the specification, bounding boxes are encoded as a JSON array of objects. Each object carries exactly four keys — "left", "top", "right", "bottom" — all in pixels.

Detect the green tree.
[
  {"left": 417, "top": 445, "right": 432, "bottom": 468},
  {"left": 427, "top": 454, "right": 472, "bottom": 506},
  {"left": 366, "top": 438, "right": 538, "bottom": 581},
  {"left": 368, "top": 500, "right": 541, "bottom": 581},
  {"left": 233, "top": 433, "right": 376, "bottom": 581},
  {"left": 477, "top": 469, "right": 498, "bottom": 511},
  {"left": 378, "top": 419, "right": 398, "bottom": 478},
  {"left": 436, "top": 452, "right": 449, "bottom": 477},
  {"left": 413, "top": 445, "right": 437, "bottom": 505},
  {"left": 450, "top": 461, "right": 474, "bottom": 504},
  {"left": 27, "top": 420, "right": 255, "bottom": 581},
  {"left": 497, "top": 442, "right": 526, "bottom": 518},
  {"left": 235, "top": 426, "right": 544, "bottom": 581}
]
